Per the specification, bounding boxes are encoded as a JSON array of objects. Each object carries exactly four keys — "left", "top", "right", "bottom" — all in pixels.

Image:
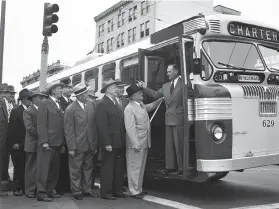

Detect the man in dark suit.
[
  {"left": 0, "top": 84, "right": 10, "bottom": 196},
  {"left": 8, "top": 89, "right": 31, "bottom": 196},
  {"left": 56, "top": 84, "right": 72, "bottom": 195},
  {"left": 95, "top": 79, "right": 127, "bottom": 200},
  {"left": 23, "top": 90, "right": 48, "bottom": 198},
  {"left": 138, "top": 64, "right": 193, "bottom": 175},
  {"left": 37, "top": 83, "right": 65, "bottom": 202},
  {"left": 64, "top": 83, "right": 98, "bottom": 200}
]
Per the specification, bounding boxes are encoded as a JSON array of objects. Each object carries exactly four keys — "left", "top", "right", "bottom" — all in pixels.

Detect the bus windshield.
[
  {"left": 258, "top": 45, "right": 279, "bottom": 71},
  {"left": 202, "top": 41, "right": 265, "bottom": 71}
]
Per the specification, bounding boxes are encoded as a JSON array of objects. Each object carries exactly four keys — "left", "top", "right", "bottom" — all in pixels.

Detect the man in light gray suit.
[
  {"left": 64, "top": 83, "right": 99, "bottom": 200},
  {"left": 138, "top": 64, "right": 189, "bottom": 175},
  {"left": 23, "top": 90, "right": 48, "bottom": 198},
  {"left": 124, "top": 83, "right": 163, "bottom": 199}
]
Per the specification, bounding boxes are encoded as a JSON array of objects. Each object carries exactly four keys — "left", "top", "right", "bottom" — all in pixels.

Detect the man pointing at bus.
[{"left": 138, "top": 63, "right": 187, "bottom": 175}]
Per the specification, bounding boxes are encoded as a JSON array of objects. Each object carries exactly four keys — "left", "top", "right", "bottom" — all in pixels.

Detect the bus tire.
[{"left": 210, "top": 172, "right": 229, "bottom": 181}]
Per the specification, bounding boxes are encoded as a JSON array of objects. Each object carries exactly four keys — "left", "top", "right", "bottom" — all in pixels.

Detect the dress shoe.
[
  {"left": 131, "top": 194, "right": 143, "bottom": 199},
  {"left": 47, "top": 193, "right": 62, "bottom": 198},
  {"left": 26, "top": 194, "right": 36, "bottom": 198},
  {"left": 13, "top": 190, "right": 22, "bottom": 196},
  {"left": 83, "top": 191, "right": 99, "bottom": 198},
  {"left": 169, "top": 170, "right": 183, "bottom": 175},
  {"left": 140, "top": 191, "right": 148, "bottom": 195},
  {"left": 101, "top": 195, "right": 116, "bottom": 200},
  {"left": 37, "top": 195, "right": 53, "bottom": 202},
  {"left": 74, "top": 194, "right": 83, "bottom": 200},
  {"left": 115, "top": 193, "right": 127, "bottom": 198}
]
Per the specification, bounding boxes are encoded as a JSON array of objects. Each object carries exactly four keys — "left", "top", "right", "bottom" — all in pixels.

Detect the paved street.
[{"left": 2, "top": 165, "right": 279, "bottom": 209}]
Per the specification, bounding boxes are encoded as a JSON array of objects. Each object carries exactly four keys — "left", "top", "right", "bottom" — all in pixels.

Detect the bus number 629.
[{"left": 262, "top": 120, "right": 275, "bottom": 127}]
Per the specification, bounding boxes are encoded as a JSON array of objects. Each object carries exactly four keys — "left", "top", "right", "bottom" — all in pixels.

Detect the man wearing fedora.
[
  {"left": 7, "top": 89, "right": 31, "bottom": 196},
  {"left": 23, "top": 90, "right": 48, "bottom": 198},
  {"left": 0, "top": 84, "right": 13, "bottom": 196},
  {"left": 55, "top": 83, "right": 73, "bottom": 195},
  {"left": 95, "top": 78, "right": 127, "bottom": 200},
  {"left": 64, "top": 83, "right": 99, "bottom": 200},
  {"left": 124, "top": 83, "right": 163, "bottom": 199},
  {"left": 37, "top": 83, "right": 65, "bottom": 202}
]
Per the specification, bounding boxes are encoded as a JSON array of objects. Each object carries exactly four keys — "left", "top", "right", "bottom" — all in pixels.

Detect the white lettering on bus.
[
  {"left": 229, "top": 24, "right": 235, "bottom": 34},
  {"left": 252, "top": 28, "right": 258, "bottom": 38},
  {"left": 237, "top": 25, "right": 243, "bottom": 35},
  {"left": 245, "top": 27, "right": 251, "bottom": 36},
  {"left": 273, "top": 32, "right": 278, "bottom": 41},
  {"left": 259, "top": 29, "right": 264, "bottom": 39},
  {"left": 266, "top": 30, "right": 271, "bottom": 40}
]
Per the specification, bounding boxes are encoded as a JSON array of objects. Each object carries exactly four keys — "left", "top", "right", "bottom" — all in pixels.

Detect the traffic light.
[{"left": 42, "top": 3, "right": 59, "bottom": 37}]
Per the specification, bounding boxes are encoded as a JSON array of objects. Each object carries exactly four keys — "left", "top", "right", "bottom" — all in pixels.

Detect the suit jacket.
[
  {"left": 144, "top": 78, "right": 187, "bottom": 126},
  {"left": 7, "top": 105, "right": 26, "bottom": 150},
  {"left": 0, "top": 99, "right": 8, "bottom": 149},
  {"left": 37, "top": 98, "right": 64, "bottom": 147},
  {"left": 95, "top": 95, "right": 125, "bottom": 149},
  {"left": 124, "top": 101, "right": 157, "bottom": 149},
  {"left": 23, "top": 105, "right": 38, "bottom": 152},
  {"left": 64, "top": 100, "right": 97, "bottom": 152},
  {"left": 59, "top": 96, "right": 71, "bottom": 112},
  {"left": 117, "top": 97, "right": 129, "bottom": 113}
]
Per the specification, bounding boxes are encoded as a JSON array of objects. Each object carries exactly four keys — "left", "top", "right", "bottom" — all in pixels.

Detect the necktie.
[
  {"left": 7, "top": 102, "right": 12, "bottom": 121},
  {"left": 170, "top": 81, "right": 174, "bottom": 94}
]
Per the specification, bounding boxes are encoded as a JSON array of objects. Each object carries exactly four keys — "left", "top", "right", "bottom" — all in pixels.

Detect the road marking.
[
  {"left": 95, "top": 183, "right": 201, "bottom": 209},
  {"left": 231, "top": 203, "right": 279, "bottom": 209}
]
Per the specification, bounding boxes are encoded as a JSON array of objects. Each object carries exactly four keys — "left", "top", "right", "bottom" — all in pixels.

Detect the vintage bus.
[{"left": 25, "top": 14, "right": 279, "bottom": 182}]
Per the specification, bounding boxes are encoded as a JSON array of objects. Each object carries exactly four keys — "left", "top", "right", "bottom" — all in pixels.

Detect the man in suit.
[
  {"left": 37, "top": 83, "right": 65, "bottom": 202},
  {"left": 115, "top": 80, "right": 129, "bottom": 113},
  {"left": 2, "top": 85, "right": 16, "bottom": 184},
  {"left": 0, "top": 84, "right": 10, "bottom": 196},
  {"left": 56, "top": 84, "right": 72, "bottom": 195},
  {"left": 23, "top": 90, "right": 48, "bottom": 198},
  {"left": 8, "top": 89, "right": 31, "bottom": 196},
  {"left": 124, "top": 83, "right": 163, "bottom": 199},
  {"left": 138, "top": 64, "right": 190, "bottom": 175},
  {"left": 64, "top": 83, "right": 99, "bottom": 200},
  {"left": 95, "top": 78, "right": 127, "bottom": 200}
]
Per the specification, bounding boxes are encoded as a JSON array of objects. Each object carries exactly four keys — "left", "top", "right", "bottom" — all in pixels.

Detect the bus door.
[
  {"left": 179, "top": 36, "right": 196, "bottom": 177},
  {"left": 138, "top": 48, "right": 167, "bottom": 170}
]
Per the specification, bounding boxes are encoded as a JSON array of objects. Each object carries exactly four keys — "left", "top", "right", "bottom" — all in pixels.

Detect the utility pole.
[
  {"left": 0, "top": 0, "right": 6, "bottom": 84},
  {"left": 39, "top": 2, "right": 59, "bottom": 91},
  {"left": 39, "top": 36, "right": 49, "bottom": 91}
]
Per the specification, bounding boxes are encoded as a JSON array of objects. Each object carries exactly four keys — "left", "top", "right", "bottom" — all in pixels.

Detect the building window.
[
  {"left": 121, "top": 32, "right": 124, "bottom": 46},
  {"left": 129, "top": 8, "right": 133, "bottom": 22},
  {"left": 145, "top": 21, "right": 150, "bottom": 36},
  {"left": 117, "top": 34, "right": 120, "bottom": 48},
  {"left": 102, "top": 23, "right": 105, "bottom": 34},
  {"left": 141, "top": 1, "right": 146, "bottom": 15},
  {"left": 98, "top": 25, "right": 102, "bottom": 37},
  {"left": 146, "top": 1, "right": 150, "bottom": 13},
  {"left": 107, "top": 20, "right": 111, "bottom": 32},
  {"left": 133, "top": 27, "right": 136, "bottom": 41},
  {"left": 110, "top": 37, "right": 114, "bottom": 51},
  {"left": 118, "top": 13, "right": 121, "bottom": 27},
  {"left": 111, "top": 19, "right": 114, "bottom": 31},
  {"left": 133, "top": 5, "right": 137, "bottom": 19},
  {"left": 107, "top": 39, "right": 110, "bottom": 53},
  {"left": 140, "top": 23, "right": 144, "bottom": 38},
  {"left": 122, "top": 12, "right": 125, "bottom": 25},
  {"left": 98, "top": 42, "right": 104, "bottom": 53},
  {"left": 128, "top": 29, "right": 132, "bottom": 43}
]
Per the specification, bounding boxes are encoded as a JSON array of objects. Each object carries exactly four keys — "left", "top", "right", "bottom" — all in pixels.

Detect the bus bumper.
[{"left": 197, "top": 153, "right": 279, "bottom": 172}]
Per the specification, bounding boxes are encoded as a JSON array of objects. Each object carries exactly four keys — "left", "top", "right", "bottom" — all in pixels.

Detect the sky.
[{"left": 1, "top": 0, "right": 279, "bottom": 92}]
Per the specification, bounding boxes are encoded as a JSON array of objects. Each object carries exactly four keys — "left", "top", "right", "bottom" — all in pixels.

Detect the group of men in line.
[{"left": 0, "top": 63, "right": 185, "bottom": 201}]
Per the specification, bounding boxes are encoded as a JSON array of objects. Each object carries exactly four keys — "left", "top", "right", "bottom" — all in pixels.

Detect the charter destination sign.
[{"left": 228, "top": 21, "right": 279, "bottom": 43}]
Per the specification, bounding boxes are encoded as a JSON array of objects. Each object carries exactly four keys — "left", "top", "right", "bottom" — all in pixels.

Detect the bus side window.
[
  {"left": 85, "top": 68, "right": 99, "bottom": 92},
  {"left": 102, "top": 62, "right": 116, "bottom": 80},
  {"left": 200, "top": 52, "right": 213, "bottom": 81},
  {"left": 60, "top": 77, "right": 71, "bottom": 85},
  {"left": 72, "top": 74, "right": 82, "bottom": 86},
  {"left": 121, "top": 64, "right": 138, "bottom": 85}
]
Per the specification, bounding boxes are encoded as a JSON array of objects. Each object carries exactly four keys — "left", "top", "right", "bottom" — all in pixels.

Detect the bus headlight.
[{"left": 211, "top": 125, "right": 224, "bottom": 143}]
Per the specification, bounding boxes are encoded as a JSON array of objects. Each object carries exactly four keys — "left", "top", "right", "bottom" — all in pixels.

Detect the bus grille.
[
  {"left": 242, "top": 85, "right": 279, "bottom": 100},
  {"left": 259, "top": 101, "right": 277, "bottom": 117}
]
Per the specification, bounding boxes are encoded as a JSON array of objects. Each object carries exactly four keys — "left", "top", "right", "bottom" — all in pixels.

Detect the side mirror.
[{"left": 193, "top": 60, "right": 201, "bottom": 75}]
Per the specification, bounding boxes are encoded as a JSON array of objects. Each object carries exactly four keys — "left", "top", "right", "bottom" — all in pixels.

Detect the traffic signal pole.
[
  {"left": 0, "top": 0, "right": 7, "bottom": 84},
  {"left": 39, "top": 36, "right": 49, "bottom": 91}
]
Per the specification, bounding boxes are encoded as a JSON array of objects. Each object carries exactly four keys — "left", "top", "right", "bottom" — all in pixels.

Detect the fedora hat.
[
  {"left": 115, "top": 79, "right": 127, "bottom": 87},
  {"left": 45, "top": 82, "right": 65, "bottom": 95},
  {"left": 101, "top": 78, "right": 122, "bottom": 93},
  {"left": 126, "top": 83, "right": 143, "bottom": 98},
  {"left": 6, "top": 85, "right": 16, "bottom": 93},
  {"left": 18, "top": 89, "right": 31, "bottom": 100},
  {"left": 73, "top": 83, "right": 89, "bottom": 96},
  {"left": 28, "top": 89, "right": 48, "bottom": 100}
]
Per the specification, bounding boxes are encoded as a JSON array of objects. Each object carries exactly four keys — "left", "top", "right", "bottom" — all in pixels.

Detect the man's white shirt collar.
[
  {"left": 22, "top": 104, "right": 27, "bottom": 110},
  {"left": 172, "top": 75, "right": 181, "bottom": 87},
  {"left": 77, "top": 100, "right": 85, "bottom": 110},
  {"left": 50, "top": 96, "right": 60, "bottom": 108},
  {"left": 33, "top": 104, "right": 38, "bottom": 110},
  {"left": 106, "top": 95, "right": 115, "bottom": 104},
  {"left": 63, "top": 95, "right": 69, "bottom": 102}
]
